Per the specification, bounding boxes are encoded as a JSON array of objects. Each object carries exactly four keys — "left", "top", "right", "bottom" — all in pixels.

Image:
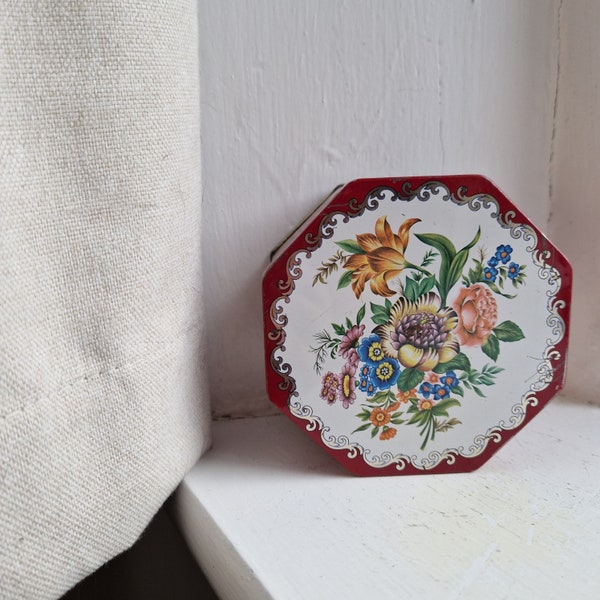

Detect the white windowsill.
[{"left": 173, "top": 395, "right": 600, "bottom": 600}]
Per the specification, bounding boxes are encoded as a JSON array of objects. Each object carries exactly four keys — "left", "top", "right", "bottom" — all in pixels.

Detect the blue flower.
[
  {"left": 495, "top": 244, "right": 513, "bottom": 264},
  {"left": 507, "top": 262, "right": 520, "bottom": 280},
  {"left": 358, "top": 373, "right": 377, "bottom": 397},
  {"left": 432, "top": 384, "right": 452, "bottom": 400},
  {"left": 419, "top": 381, "right": 434, "bottom": 398},
  {"left": 369, "top": 358, "right": 401, "bottom": 390},
  {"left": 358, "top": 363, "right": 374, "bottom": 395},
  {"left": 483, "top": 266, "right": 498, "bottom": 282},
  {"left": 487, "top": 256, "right": 499, "bottom": 267},
  {"left": 440, "top": 371, "right": 459, "bottom": 388},
  {"left": 358, "top": 334, "right": 385, "bottom": 365}
]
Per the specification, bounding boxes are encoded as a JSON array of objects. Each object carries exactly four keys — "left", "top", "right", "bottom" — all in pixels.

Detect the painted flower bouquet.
[{"left": 311, "top": 216, "right": 526, "bottom": 450}]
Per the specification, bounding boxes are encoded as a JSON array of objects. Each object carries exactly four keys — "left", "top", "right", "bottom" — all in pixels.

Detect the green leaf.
[
  {"left": 494, "top": 320, "right": 525, "bottom": 342},
  {"left": 445, "top": 228, "right": 481, "bottom": 293},
  {"left": 415, "top": 232, "right": 457, "bottom": 259},
  {"left": 352, "top": 422, "right": 371, "bottom": 433},
  {"left": 482, "top": 365, "right": 504, "bottom": 376},
  {"left": 434, "top": 417, "right": 462, "bottom": 432},
  {"left": 421, "top": 249, "right": 438, "bottom": 268},
  {"left": 447, "top": 248, "right": 470, "bottom": 292},
  {"left": 462, "top": 227, "right": 481, "bottom": 252},
  {"left": 356, "top": 304, "right": 366, "bottom": 325},
  {"left": 415, "top": 232, "right": 456, "bottom": 296},
  {"left": 370, "top": 302, "right": 390, "bottom": 325},
  {"left": 404, "top": 278, "right": 419, "bottom": 302},
  {"left": 417, "top": 276, "right": 436, "bottom": 297},
  {"left": 331, "top": 323, "right": 346, "bottom": 336},
  {"left": 371, "top": 315, "right": 388, "bottom": 326},
  {"left": 433, "top": 352, "right": 471, "bottom": 374},
  {"left": 483, "top": 280, "right": 516, "bottom": 299},
  {"left": 345, "top": 317, "right": 352, "bottom": 329},
  {"left": 371, "top": 426, "right": 380, "bottom": 438},
  {"left": 408, "top": 411, "right": 429, "bottom": 426},
  {"left": 472, "top": 385, "right": 486, "bottom": 398},
  {"left": 370, "top": 390, "right": 391, "bottom": 405},
  {"left": 335, "top": 239, "right": 364, "bottom": 254},
  {"left": 397, "top": 368, "right": 424, "bottom": 392},
  {"left": 481, "top": 334, "right": 500, "bottom": 361},
  {"left": 406, "top": 399, "right": 418, "bottom": 413},
  {"left": 432, "top": 398, "right": 461, "bottom": 414},
  {"left": 337, "top": 270, "right": 352, "bottom": 290}
]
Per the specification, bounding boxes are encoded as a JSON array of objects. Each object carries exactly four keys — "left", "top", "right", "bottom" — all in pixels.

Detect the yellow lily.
[{"left": 343, "top": 216, "right": 421, "bottom": 298}]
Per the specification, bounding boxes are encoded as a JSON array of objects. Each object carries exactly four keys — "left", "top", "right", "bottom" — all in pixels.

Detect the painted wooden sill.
[{"left": 173, "top": 396, "right": 600, "bottom": 600}]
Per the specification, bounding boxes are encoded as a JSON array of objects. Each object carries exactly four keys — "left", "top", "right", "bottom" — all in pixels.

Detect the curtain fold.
[{"left": 0, "top": 2, "right": 210, "bottom": 598}]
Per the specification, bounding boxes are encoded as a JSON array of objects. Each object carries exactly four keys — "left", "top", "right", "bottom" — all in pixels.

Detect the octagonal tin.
[{"left": 263, "top": 176, "right": 571, "bottom": 476}]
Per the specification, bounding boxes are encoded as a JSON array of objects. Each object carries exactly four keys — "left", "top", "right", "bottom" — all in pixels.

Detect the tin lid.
[{"left": 263, "top": 176, "right": 571, "bottom": 476}]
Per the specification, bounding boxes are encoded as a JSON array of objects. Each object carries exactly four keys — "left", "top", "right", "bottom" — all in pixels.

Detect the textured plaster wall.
[{"left": 198, "top": 0, "right": 560, "bottom": 418}]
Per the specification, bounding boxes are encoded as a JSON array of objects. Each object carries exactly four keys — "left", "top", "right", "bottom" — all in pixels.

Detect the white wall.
[
  {"left": 198, "top": 0, "right": 561, "bottom": 417},
  {"left": 550, "top": 0, "right": 600, "bottom": 403}
]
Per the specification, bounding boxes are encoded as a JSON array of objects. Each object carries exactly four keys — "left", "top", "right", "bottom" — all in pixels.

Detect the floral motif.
[
  {"left": 495, "top": 244, "right": 513, "bottom": 264},
  {"left": 396, "top": 388, "right": 417, "bottom": 404},
  {"left": 374, "top": 292, "right": 459, "bottom": 371},
  {"left": 346, "top": 348, "right": 360, "bottom": 369},
  {"left": 452, "top": 284, "right": 498, "bottom": 347},
  {"left": 358, "top": 365, "right": 377, "bottom": 396},
  {"left": 358, "top": 334, "right": 386, "bottom": 364},
  {"left": 342, "top": 216, "right": 421, "bottom": 298},
  {"left": 339, "top": 324, "right": 365, "bottom": 358},
  {"left": 417, "top": 398, "right": 435, "bottom": 411},
  {"left": 507, "top": 263, "right": 520, "bottom": 280},
  {"left": 419, "top": 381, "right": 434, "bottom": 398},
  {"left": 369, "top": 407, "right": 392, "bottom": 427},
  {"left": 311, "top": 217, "right": 527, "bottom": 449},
  {"left": 339, "top": 363, "right": 357, "bottom": 409},
  {"left": 432, "top": 384, "right": 451, "bottom": 400},
  {"left": 320, "top": 371, "right": 340, "bottom": 405},
  {"left": 369, "top": 358, "right": 401, "bottom": 390},
  {"left": 483, "top": 266, "right": 498, "bottom": 283},
  {"left": 440, "top": 371, "right": 459, "bottom": 388},
  {"left": 379, "top": 427, "right": 397, "bottom": 441}
]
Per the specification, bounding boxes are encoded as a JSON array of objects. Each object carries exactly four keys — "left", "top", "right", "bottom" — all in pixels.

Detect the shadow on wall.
[{"left": 199, "top": 0, "right": 563, "bottom": 417}]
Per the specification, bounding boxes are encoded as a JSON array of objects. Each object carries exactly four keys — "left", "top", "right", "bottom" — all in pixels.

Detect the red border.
[{"left": 262, "top": 175, "right": 572, "bottom": 477}]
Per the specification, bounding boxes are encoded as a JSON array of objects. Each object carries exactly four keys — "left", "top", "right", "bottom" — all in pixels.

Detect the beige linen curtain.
[{"left": 0, "top": 2, "right": 210, "bottom": 598}]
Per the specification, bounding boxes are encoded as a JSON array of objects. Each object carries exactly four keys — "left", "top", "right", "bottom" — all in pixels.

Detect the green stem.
[
  {"left": 405, "top": 262, "right": 433, "bottom": 278},
  {"left": 435, "top": 282, "right": 447, "bottom": 307},
  {"left": 419, "top": 415, "right": 434, "bottom": 451}
]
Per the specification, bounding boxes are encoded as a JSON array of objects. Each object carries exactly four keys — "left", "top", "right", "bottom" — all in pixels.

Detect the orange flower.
[
  {"left": 396, "top": 388, "right": 417, "bottom": 403},
  {"left": 379, "top": 427, "right": 397, "bottom": 441},
  {"left": 427, "top": 373, "right": 440, "bottom": 383},
  {"left": 343, "top": 216, "right": 421, "bottom": 298},
  {"left": 369, "top": 407, "right": 391, "bottom": 427}
]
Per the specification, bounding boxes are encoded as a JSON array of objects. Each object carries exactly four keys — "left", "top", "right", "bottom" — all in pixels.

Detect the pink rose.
[{"left": 451, "top": 284, "right": 498, "bottom": 347}]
